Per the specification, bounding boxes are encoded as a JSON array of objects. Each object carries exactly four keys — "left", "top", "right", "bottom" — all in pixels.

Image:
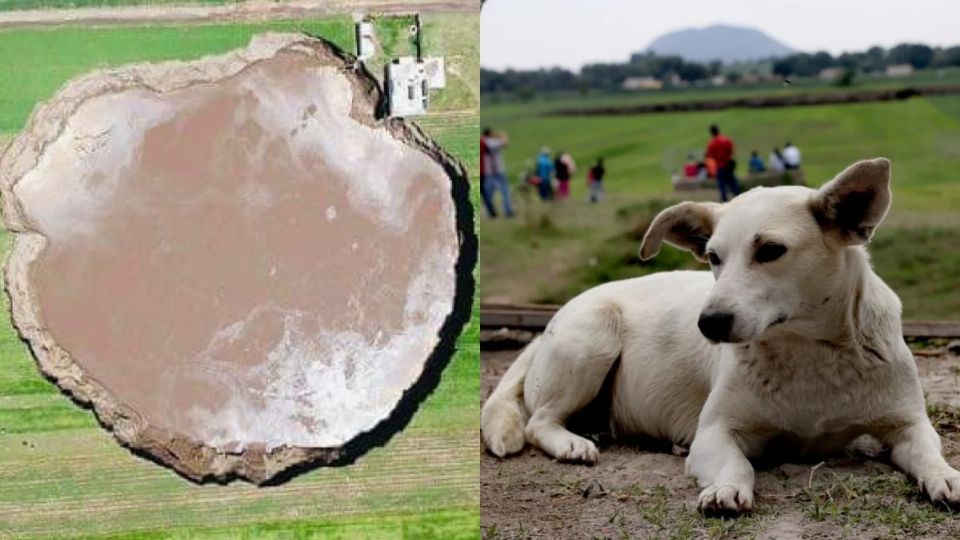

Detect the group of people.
[
  {"left": 748, "top": 142, "right": 803, "bottom": 174},
  {"left": 480, "top": 127, "right": 608, "bottom": 218},
  {"left": 485, "top": 123, "right": 800, "bottom": 213},
  {"left": 531, "top": 149, "right": 607, "bottom": 205},
  {"left": 683, "top": 124, "right": 803, "bottom": 202}
]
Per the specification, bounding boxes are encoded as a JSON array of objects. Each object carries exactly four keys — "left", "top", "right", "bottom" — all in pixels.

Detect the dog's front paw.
[
  {"left": 697, "top": 484, "right": 753, "bottom": 515},
  {"left": 555, "top": 435, "right": 599, "bottom": 464},
  {"left": 920, "top": 470, "right": 960, "bottom": 506}
]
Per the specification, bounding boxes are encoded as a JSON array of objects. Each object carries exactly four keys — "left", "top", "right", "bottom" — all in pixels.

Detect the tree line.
[
  {"left": 482, "top": 43, "right": 960, "bottom": 98},
  {"left": 771, "top": 44, "right": 960, "bottom": 77},
  {"left": 481, "top": 53, "right": 724, "bottom": 96}
]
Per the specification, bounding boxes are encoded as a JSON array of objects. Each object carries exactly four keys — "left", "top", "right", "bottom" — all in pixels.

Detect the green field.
[
  {"left": 481, "top": 67, "right": 960, "bottom": 119},
  {"left": 480, "top": 90, "right": 960, "bottom": 320},
  {"left": 0, "top": 14, "right": 480, "bottom": 539}
]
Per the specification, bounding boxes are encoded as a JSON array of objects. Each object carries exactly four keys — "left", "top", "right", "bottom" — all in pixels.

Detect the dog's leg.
[
  {"left": 687, "top": 423, "right": 755, "bottom": 514},
  {"left": 524, "top": 304, "right": 621, "bottom": 464},
  {"left": 884, "top": 420, "right": 960, "bottom": 506}
]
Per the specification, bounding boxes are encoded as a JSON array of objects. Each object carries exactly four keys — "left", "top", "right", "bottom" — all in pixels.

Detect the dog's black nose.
[{"left": 698, "top": 312, "right": 734, "bottom": 342}]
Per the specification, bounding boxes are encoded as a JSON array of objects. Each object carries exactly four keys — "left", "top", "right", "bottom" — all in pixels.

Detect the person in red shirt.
[{"left": 705, "top": 124, "right": 741, "bottom": 202}]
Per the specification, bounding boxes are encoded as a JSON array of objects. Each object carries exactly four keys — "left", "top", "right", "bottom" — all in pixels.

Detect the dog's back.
[{"left": 482, "top": 271, "right": 720, "bottom": 456}]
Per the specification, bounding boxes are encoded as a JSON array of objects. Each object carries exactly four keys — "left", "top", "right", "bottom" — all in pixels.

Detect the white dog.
[{"left": 481, "top": 158, "right": 960, "bottom": 514}]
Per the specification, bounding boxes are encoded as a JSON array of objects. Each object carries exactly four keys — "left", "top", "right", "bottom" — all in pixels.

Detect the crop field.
[
  {"left": 480, "top": 91, "right": 960, "bottom": 319},
  {"left": 481, "top": 67, "right": 960, "bottom": 116},
  {"left": 0, "top": 12, "right": 479, "bottom": 540}
]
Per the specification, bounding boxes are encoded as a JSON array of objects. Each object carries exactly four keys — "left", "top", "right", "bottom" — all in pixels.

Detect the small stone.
[{"left": 582, "top": 478, "right": 607, "bottom": 499}]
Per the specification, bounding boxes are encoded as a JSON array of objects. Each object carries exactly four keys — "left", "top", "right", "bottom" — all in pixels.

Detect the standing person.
[
  {"left": 535, "top": 147, "right": 554, "bottom": 201},
  {"left": 769, "top": 147, "right": 786, "bottom": 173},
  {"left": 587, "top": 157, "right": 605, "bottom": 203},
  {"left": 479, "top": 133, "right": 497, "bottom": 217},
  {"left": 783, "top": 141, "right": 802, "bottom": 169},
  {"left": 748, "top": 150, "right": 765, "bottom": 173},
  {"left": 705, "top": 124, "right": 740, "bottom": 202},
  {"left": 481, "top": 128, "right": 514, "bottom": 217},
  {"left": 554, "top": 151, "right": 576, "bottom": 199}
]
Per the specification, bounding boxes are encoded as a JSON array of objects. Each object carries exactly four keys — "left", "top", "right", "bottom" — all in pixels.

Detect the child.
[{"left": 587, "top": 158, "right": 605, "bottom": 203}]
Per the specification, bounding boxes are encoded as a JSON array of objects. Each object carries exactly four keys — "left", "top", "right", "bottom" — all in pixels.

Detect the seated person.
[
  {"left": 748, "top": 151, "right": 766, "bottom": 173},
  {"left": 683, "top": 154, "right": 698, "bottom": 178},
  {"left": 783, "top": 141, "right": 802, "bottom": 169},
  {"left": 696, "top": 161, "right": 708, "bottom": 180},
  {"left": 769, "top": 148, "right": 786, "bottom": 173}
]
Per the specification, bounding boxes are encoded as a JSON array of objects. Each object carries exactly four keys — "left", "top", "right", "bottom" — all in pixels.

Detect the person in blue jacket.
[
  {"left": 535, "top": 147, "right": 554, "bottom": 201},
  {"left": 748, "top": 150, "right": 766, "bottom": 173}
]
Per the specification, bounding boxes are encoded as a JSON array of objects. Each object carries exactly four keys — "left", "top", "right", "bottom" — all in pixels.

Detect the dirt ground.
[
  {"left": 481, "top": 345, "right": 960, "bottom": 539},
  {"left": 0, "top": 1, "right": 472, "bottom": 28}
]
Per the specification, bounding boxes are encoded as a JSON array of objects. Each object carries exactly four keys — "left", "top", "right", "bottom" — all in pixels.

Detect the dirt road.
[
  {"left": 481, "top": 347, "right": 960, "bottom": 539},
  {"left": 0, "top": 0, "right": 474, "bottom": 28}
]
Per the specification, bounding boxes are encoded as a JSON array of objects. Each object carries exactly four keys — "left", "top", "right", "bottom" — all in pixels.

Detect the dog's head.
[{"left": 639, "top": 158, "right": 891, "bottom": 343}]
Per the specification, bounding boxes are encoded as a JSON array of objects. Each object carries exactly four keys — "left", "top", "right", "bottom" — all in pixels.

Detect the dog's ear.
[
  {"left": 811, "top": 158, "right": 891, "bottom": 245},
  {"left": 640, "top": 202, "right": 720, "bottom": 262}
]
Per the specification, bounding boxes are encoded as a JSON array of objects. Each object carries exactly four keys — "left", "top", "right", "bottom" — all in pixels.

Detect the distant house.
[
  {"left": 886, "top": 64, "right": 914, "bottom": 77},
  {"left": 818, "top": 67, "right": 844, "bottom": 81},
  {"left": 710, "top": 75, "right": 726, "bottom": 87},
  {"left": 622, "top": 77, "right": 663, "bottom": 91}
]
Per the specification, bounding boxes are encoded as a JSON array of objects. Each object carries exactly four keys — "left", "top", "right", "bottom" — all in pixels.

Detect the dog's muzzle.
[{"left": 698, "top": 311, "right": 734, "bottom": 342}]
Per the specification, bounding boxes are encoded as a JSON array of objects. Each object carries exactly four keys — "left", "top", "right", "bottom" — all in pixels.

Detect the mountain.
[{"left": 646, "top": 24, "right": 794, "bottom": 64}]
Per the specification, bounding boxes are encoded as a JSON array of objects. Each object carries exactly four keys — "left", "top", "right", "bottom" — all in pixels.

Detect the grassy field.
[
  {"left": 481, "top": 67, "right": 960, "bottom": 118},
  {"left": 480, "top": 90, "right": 960, "bottom": 320},
  {"left": 0, "top": 14, "right": 480, "bottom": 539}
]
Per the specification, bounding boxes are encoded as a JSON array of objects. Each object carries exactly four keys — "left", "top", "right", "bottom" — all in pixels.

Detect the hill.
[{"left": 646, "top": 24, "right": 794, "bottom": 63}]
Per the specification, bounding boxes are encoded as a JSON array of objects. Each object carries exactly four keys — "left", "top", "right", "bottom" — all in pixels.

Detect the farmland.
[
  {"left": 0, "top": 11, "right": 479, "bottom": 539},
  {"left": 480, "top": 86, "right": 960, "bottom": 320}
]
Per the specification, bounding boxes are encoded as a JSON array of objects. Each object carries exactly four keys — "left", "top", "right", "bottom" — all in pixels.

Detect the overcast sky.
[{"left": 481, "top": 0, "right": 960, "bottom": 71}]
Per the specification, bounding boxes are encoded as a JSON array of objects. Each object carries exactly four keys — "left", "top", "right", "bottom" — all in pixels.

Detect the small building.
[
  {"left": 710, "top": 75, "right": 726, "bottom": 87},
  {"left": 818, "top": 67, "right": 844, "bottom": 81},
  {"left": 356, "top": 21, "right": 376, "bottom": 61},
  {"left": 387, "top": 56, "right": 447, "bottom": 117},
  {"left": 886, "top": 64, "right": 914, "bottom": 77},
  {"left": 622, "top": 76, "right": 662, "bottom": 91}
]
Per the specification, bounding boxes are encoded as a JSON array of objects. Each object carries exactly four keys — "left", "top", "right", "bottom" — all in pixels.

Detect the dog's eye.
[
  {"left": 707, "top": 251, "right": 722, "bottom": 266},
  {"left": 755, "top": 243, "right": 787, "bottom": 263}
]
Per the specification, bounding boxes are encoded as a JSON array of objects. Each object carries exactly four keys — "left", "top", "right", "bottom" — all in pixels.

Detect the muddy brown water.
[{"left": 12, "top": 49, "right": 458, "bottom": 456}]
